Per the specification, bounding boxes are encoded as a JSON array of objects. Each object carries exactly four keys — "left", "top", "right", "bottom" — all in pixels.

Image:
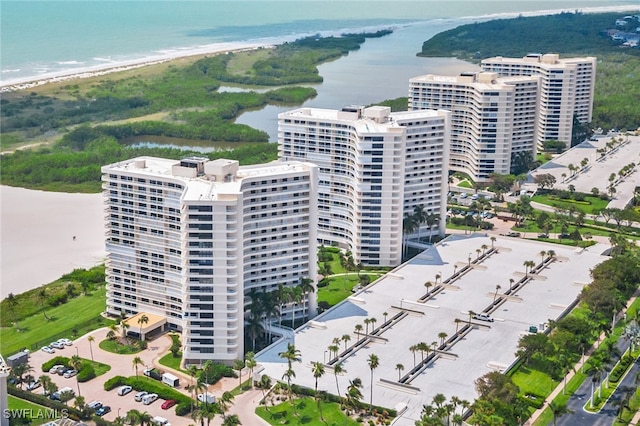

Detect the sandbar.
[{"left": 0, "top": 185, "right": 105, "bottom": 298}]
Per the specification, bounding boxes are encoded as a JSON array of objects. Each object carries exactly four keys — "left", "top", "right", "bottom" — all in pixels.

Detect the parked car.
[
  {"left": 49, "top": 365, "right": 65, "bottom": 374},
  {"left": 538, "top": 233, "right": 549, "bottom": 239},
  {"left": 143, "top": 368, "right": 163, "bottom": 381},
  {"left": 142, "top": 393, "right": 158, "bottom": 405},
  {"left": 506, "top": 232, "right": 521, "bottom": 238},
  {"left": 118, "top": 385, "right": 133, "bottom": 396},
  {"left": 49, "top": 341, "right": 64, "bottom": 350},
  {"left": 63, "top": 369, "right": 78, "bottom": 378},
  {"left": 134, "top": 391, "right": 148, "bottom": 402},
  {"left": 26, "top": 381, "right": 41, "bottom": 391},
  {"left": 87, "top": 401, "right": 102, "bottom": 411},
  {"left": 558, "top": 233, "right": 571, "bottom": 239},
  {"left": 58, "top": 338, "right": 73, "bottom": 346},
  {"left": 41, "top": 346, "right": 55, "bottom": 354},
  {"left": 161, "top": 400, "right": 176, "bottom": 410},
  {"left": 473, "top": 313, "right": 494, "bottom": 322},
  {"left": 95, "top": 406, "right": 111, "bottom": 417},
  {"left": 58, "top": 367, "right": 73, "bottom": 376}
]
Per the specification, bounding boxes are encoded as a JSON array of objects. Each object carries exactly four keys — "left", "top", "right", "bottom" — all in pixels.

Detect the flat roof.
[
  {"left": 255, "top": 233, "right": 610, "bottom": 425},
  {"left": 124, "top": 312, "right": 166, "bottom": 334}
]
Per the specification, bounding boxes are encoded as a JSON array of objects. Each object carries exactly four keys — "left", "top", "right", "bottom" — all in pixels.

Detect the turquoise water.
[{"left": 2, "top": 1, "right": 638, "bottom": 84}]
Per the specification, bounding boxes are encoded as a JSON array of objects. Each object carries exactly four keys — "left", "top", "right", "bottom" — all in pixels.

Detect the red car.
[{"left": 161, "top": 399, "right": 176, "bottom": 410}]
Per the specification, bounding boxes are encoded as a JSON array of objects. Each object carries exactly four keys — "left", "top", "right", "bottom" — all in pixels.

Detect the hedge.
[
  {"left": 610, "top": 355, "right": 634, "bottom": 383},
  {"left": 42, "top": 356, "right": 70, "bottom": 372},
  {"left": 8, "top": 385, "right": 86, "bottom": 420},
  {"left": 289, "top": 383, "right": 397, "bottom": 417},
  {"left": 77, "top": 362, "right": 96, "bottom": 382},
  {"left": 103, "top": 375, "right": 195, "bottom": 415}
]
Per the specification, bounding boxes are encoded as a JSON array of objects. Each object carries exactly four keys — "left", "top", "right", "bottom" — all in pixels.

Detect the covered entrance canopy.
[{"left": 124, "top": 312, "right": 167, "bottom": 341}]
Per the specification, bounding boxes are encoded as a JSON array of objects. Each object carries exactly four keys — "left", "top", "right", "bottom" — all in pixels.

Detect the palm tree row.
[
  {"left": 246, "top": 277, "right": 315, "bottom": 352},
  {"left": 403, "top": 205, "right": 440, "bottom": 255}
]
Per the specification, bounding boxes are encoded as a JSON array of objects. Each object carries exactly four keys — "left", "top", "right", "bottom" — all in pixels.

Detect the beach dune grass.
[
  {"left": 0, "top": 286, "right": 111, "bottom": 357},
  {"left": 256, "top": 397, "right": 360, "bottom": 426}
]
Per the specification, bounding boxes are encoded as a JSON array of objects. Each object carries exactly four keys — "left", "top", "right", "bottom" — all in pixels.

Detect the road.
[{"left": 556, "top": 335, "right": 638, "bottom": 426}]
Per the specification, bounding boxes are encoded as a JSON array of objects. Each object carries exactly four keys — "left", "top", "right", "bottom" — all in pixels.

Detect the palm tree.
[
  {"left": 120, "top": 319, "right": 130, "bottom": 340},
  {"left": 333, "top": 363, "right": 345, "bottom": 404},
  {"left": 354, "top": 324, "right": 363, "bottom": 340},
  {"left": 341, "top": 334, "right": 351, "bottom": 352},
  {"left": 132, "top": 356, "right": 144, "bottom": 377},
  {"left": 127, "top": 409, "right": 143, "bottom": 426},
  {"left": 290, "top": 286, "right": 302, "bottom": 329},
  {"left": 367, "top": 354, "right": 380, "bottom": 412},
  {"left": 426, "top": 212, "right": 439, "bottom": 243},
  {"left": 410, "top": 345, "right": 418, "bottom": 367},
  {"left": 70, "top": 354, "right": 83, "bottom": 396},
  {"left": 139, "top": 411, "right": 152, "bottom": 426},
  {"left": 245, "top": 352, "right": 257, "bottom": 388},
  {"left": 468, "top": 310, "right": 476, "bottom": 325},
  {"left": 403, "top": 213, "right": 418, "bottom": 257},
  {"left": 549, "top": 401, "right": 573, "bottom": 426},
  {"left": 383, "top": 311, "right": 388, "bottom": 324},
  {"left": 493, "top": 284, "right": 502, "bottom": 302},
  {"left": 278, "top": 344, "right": 301, "bottom": 403},
  {"left": 245, "top": 315, "right": 264, "bottom": 352},
  {"left": 438, "top": 332, "right": 448, "bottom": 346},
  {"left": 328, "top": 344, "right": 339, "bottom": 360},
  {"left": 363, "top": 318, "right": 371, "bottom": 336},
  {"left": 233, "top": 359, "right": 245, "bottom": 390},
  {"left": 396, "top": 363, "right": 404, "bottom": 381},
  {"left": 346, "top": 378, "right": 363, "bottom": 412},
  {"left": 39, "top": 374, "right": 53, "bottom": 396},
  {"left": 509, "top": 278, "right": 515, "bottom": 291},
  {"left": 481, "top": 244, "right": 488, "bottom": 256},
  {"left": 222, "top": 415, "right": 241, "bottom": 426},
  {"left": 424, "top": 281, "right": 433, "bottom": 296},
  {"left": 108, "top": 323, "right": 119, "bottom": 340},
  {"left": 540, "top": 250, "right": 547, "bottom": 265},
  {"left": 299, "top": 277, "right": 315, "bottom": 320},
  {"left": 312, "top": 361, "right": 326, "bottom": 421},
  {"left": 38, "top": 288, "right": 51, "bottom": 321},
  {"left": 87, "top": 336, "right": 95, "bottom": 361},
  {"left": 490, "top": 236, "right": 496, "bottom": 249},
  {"left": 524, "top": 260, "right": 536, "bottom": 277},
  {"left": 369, "top": 317, "right": 377, "bottom": 334},
  {"left": 137, "top": 314, "right": 149, "bottom": 341},
  {"left": 219, "top": 391, "right": 235, "bottom": 420}
]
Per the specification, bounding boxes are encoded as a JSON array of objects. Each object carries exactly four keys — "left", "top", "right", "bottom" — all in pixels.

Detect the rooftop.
[{"left": 255, "top": 233, "right": 610, "bottom": 425}]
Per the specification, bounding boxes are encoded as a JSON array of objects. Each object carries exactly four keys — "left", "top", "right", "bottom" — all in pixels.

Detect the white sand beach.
[{"left": 0, "top": 186, "right": 105, "bottom": 298}]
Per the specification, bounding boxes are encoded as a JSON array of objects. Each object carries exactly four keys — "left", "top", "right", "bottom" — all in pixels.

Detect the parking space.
[
  {"left": 255, "top": 233, "right": 610, "bottom": 425},
  {"left": 23, "top": 328, "right": 191, "bottom": 425}
]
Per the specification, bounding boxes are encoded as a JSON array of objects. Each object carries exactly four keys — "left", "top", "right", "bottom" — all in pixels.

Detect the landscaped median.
[{"left": 42, "top": 356, "right": 110, "bottom": 382}]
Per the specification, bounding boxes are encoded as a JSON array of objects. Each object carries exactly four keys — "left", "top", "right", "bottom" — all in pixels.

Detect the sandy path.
[{"left": 0, "top": 185, "right": 105, "bottom": 298}]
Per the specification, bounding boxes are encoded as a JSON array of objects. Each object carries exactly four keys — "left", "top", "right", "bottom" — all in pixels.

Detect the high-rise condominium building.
[
  {"left": 278, "top": 105, "right": 450, "bottom": 266},
  {"left": 481, "top": 53, "right": 596, "bottom": 148},
  {"left": 102, "top": 156, "right": 318, "bottom": 365},
  {"left": 409, "top": 72, "right": 539, "bottom": 182}
]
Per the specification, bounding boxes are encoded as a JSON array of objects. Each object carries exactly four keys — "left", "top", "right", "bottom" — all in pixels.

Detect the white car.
[
  {"left": 27, "top": 381, "right": 41, "bottom": 391},
  {"left": 473, "top": 313, "right": 495, "bottom": 323},
  {"left": 49, "top": 364, "right": 65, "bottom": 374},
  {"left": 41, "top": 346, "right": 55, "bottom": 354},
  {"left": 117, "top": 385, "right": 133, "bottom": 396},
  {"left": 134, "top": 391, "right": 148, "bottom": 402},
  {"left": 87, "top": 401, "right": 102, "bottom": 410},
  {"left": 49, "top": 341, "right": 64, "bottom": 349},
  {"left": 58, "top": 338, "right": 73, "bottom": 346},
  {"left": 63, "top": 369, "right": 78, "bottom": 378}
]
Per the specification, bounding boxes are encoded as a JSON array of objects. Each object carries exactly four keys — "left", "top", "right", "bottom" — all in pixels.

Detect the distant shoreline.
[{"left": 2, "top": 5, "right": 638, "bottom": 94}]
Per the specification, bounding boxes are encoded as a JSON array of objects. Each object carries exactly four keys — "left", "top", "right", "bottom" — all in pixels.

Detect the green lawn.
[
  {"left": 457, "top": 180, "right": 473, "bottom": 188},
  {"left": 7, "top": 395, "right": 50, "bottom": 425},
  {"left": 318, "top": 274, "right": 380, "bottom": 307},
  {"left": 86, "top": 359, "right": 111, "bottom": 377},
  {"left": 531, "top": 194, "right": 609, "bottom": 215},
  {"left": 98, "top": 338, "right": 143, "bottom": 354},
  {"left": 159, "top": 352, "right": 184, "bottom": 372},
  {"left": 512, "top": 366, "right": 557, "bottom": 397},
  {"left": 256, "top": 397, "right": 361, "bottom": 426},
  {"left": 0, "top": 287, "right": 111, "bottom": 357}
]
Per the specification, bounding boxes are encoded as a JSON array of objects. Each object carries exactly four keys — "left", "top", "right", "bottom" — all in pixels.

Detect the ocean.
[{"left": 2, "top": 0, "right": 639, "bottom": 87}]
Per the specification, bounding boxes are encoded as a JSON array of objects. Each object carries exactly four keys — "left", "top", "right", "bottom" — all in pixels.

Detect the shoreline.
[{"left": 2, "top": 5, "right": 637, "bottom": 94}]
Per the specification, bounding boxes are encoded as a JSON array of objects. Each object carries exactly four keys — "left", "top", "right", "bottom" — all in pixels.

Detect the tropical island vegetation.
[{"left": 0, "top": 31, "right": 391, "bottom": 192}]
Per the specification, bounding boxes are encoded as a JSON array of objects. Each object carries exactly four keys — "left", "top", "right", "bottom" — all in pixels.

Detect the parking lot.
[
  {"left": 530, "top": 133, "right": 640, "bottom": 209},
  {"left": 255, "top": 234, "right": 610, "bottom": 425},
  {"left": 23, "top": 328, "right": 191, "bottom": 425}
]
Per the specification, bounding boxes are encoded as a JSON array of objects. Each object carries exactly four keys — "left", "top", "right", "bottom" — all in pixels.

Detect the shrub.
[
  {"left": 175, "top": 401, "right": 191, "bottom": 416},
  {"left": 8, "top": 386, "right": 86, "bottom": 419},
  {"left": 42, "top": 356, "right": 70, "bottom": 372},
  {"left": 104, "top": 375, "right": 127, "bottom": 390},
  {"left": 77, "top": 363, "right": 96, "bottom": 382},
  {"left": 317, "top": 279, "right": 329, "bottom": 288},
  {"left": 573, "top": 192, "right": 586, "bottom": 202}
]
